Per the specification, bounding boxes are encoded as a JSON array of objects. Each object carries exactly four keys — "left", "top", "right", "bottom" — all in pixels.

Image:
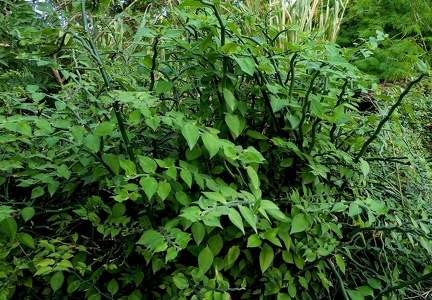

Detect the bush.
[{"left": 1, "top": 1, "right": 432, "bottom": 299}]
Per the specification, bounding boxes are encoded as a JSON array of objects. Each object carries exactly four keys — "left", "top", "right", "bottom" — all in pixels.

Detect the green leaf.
[
  {"left": 223, "top": 88, "right": 238, "bottom": 113},
  {"left": 112, "top": 203, "right": 126, "bottom": 217},
  {"left": 32, "top": 92, "right": 45, "bottom": 102},
  {"left": 21, "top": 207, "right": 35, "bottom": 222},
  {"left": 224, "top": 245, "right": 240, "bottom": 270},
  {"left": 119, "top": 158, "right": 137, "bottom": 176},
  {"left": 84, "top": 134, "right": 100, "bottom": 152},
  {"left": 173, "top": 273, "right": 189, "bottom": 289},
  {"left": 228, "top": 208, "right": 245, "bottom": 234},
  {"left": 238, "top": 205, "right": 257, "bottom": 233},
  {"left": 57, "top": 164, "right": 71, "bottom": 180},
  {"left": 202, "top": 133, "right": 220, "bottom": 158},
  {"left": 191, "top": 222, "right": 206, "bottom": 245},
  {"left": 0, "top": 206, "right": 16, "bottom": 222},
  {"left": 136, "top": 229, "right": 168, "bottom": 253},
  {"left": 347, "top": 290, "right": 364, "bottom": 300},
  {"left": 221, "top": 42, "right": 239, "bottom": 55},
  {"left": 246, "top": 166, "right": 260, "bottom": 189},
  {"left": 67, "top": 281, "right": 80, "bottom": 294},
  {"left": 31, "top": 186, "right": 44, "bottom": 199},
  {"left": 16, "top": 120, "right": 32, "bottom": 136},
  {"left": 140, "top": 177, "right": 158, "bottom": 200},
  {"left": 348, "top": 202, "right": 362, "bottom": 217},
  {"left": 138, "top": 155, "right": 157, "bottom": 173},
  {"left": 259, "top": 243, "right": 274, "bottom": 273},
  {"left": 70, "top": 126, "right": 84, "bottom": 144},
  {"left": 331, "top": 202, "right": 347, "bottom": 212},
  {"left": 198, "top": 246, "right": 214, "bottom": 274},
  {"left": 208, "top": 234, "right": 223, "bottom": 256},
  {"left": 107, "top": 278, "right": 119, "bottom": 296},
  {"left": 102, "top": 154, "right": 120, "bottom": 175},
  {"left": 157, "top": 181, "right": 171, "bottom": 201},
  {"left": 234, "top": 57, "right": 255, "bottom": 76},
  {"left": 156, "top": 81, "right": 175, "bottom": 95},
  {"left": 50, "top": 272, "right": 64, "bottom": 291},
  {"left": 17, "top": 232, "right": 35, "bottom": 249},
  {"left": 182, "top": 124, "right": 200, "bottom": 150},
  {"left": 335, "top": 254, "right": 345, "bottom": 274},
  {"left": 180, "top": 169, "right": 193, "bottom": 188},
  {"left": 225, "top": 114, "right": 246, "bottom": 139},
  {"left": 290, "top": 213, "right": 309, "bottom": 234},
  {"left": 310, "top": 98, "right": 325, "bottom": 118},
  {"left": 359, "top": 158, "right": 370, "bottom": 177},
  {"left": 247, "top": 234, "right": 262, "bottom": 247},
  {"left": 367, "top": 278, "right": 382, "bottom": 290},
  {"left": 134, "top": 28, "right": 157, "bottom": 38},
  {"left": 94, "top": 122, "right": 114, "bottom": 136},
  {"left": 239, "top": 146, "right": 266, "bottom": 164},
  {"left": 145, "top": 117, "right": 160, "bottom": 131}
]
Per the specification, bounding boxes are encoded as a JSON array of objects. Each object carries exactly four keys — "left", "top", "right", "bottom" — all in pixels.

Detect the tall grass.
[{"left": 228, "top": 0, "right": 349, "bottom": 43}]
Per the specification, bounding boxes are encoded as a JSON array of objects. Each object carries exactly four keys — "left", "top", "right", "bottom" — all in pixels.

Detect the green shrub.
[{"left": 1, "top": 1, "right": 431, "bottom": 299}]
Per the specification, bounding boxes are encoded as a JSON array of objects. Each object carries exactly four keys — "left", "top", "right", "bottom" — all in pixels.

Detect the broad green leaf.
[
  {"left": 288, "top": 284, "right": 296, "bottom": 297},
  {"left": 180, "top": 169, "right": 193, "bottom": 188},
  {"left": 0, "top": 206, "right": 16, "bottom": 222},
  {"left": 32, "top": 92, "right": 45, "bottom": 102},
  {"left": 112, "top": 203, "right": 126, "bottom": 217},
  {"left": 259, "top": 243, "right": 274, "bottom": 273},
  {"left": 246, "top": 166, "right": 260, "bottom": 189},
  {"left": 191, "top": 222, "right": 205, "bottom": 245},
  {"left": 70, "top": 126, "right": 84, "bottom": 144},
  {"left": 94, "top": 122, "right": 114, "bottom": 136},
  {"left": 270, "top": 95, "right": 287, "bottom": 113},
  {"left": 31, "top": 186, "right": 44, "bottom": 199},
  {"left": 16, "top": 120, "right": 32, "bottom": 136},
  {"left": 246, "top": 130, "right": 268, "bottom": 140},
  {"left": 290, "top": 213, "right": 309, "bottom": 234},
  {"left": 261, "top": 228, "right": 282, "bottom": 247},
  {"left": 208, "top": 234, "right": 223, "bottom": 256},
  {"left": 367, "top": 278, "right": 382, "bottom": 290},
  {"left": 136, "top": 229, "right": 167, "bottom": 253},
  {"left": 67, "top": 281, "right": 80, "bottom": 294},
  {"left": 239, "top": 146, "right": 266, "bottom": 164},
  {"left": 221, "top": 42, "right": 239, "bottom": 55},
  {"left": 17, "top": 232, "right": 35, "bottom": 248},
  {"left": 225, "top": 114, "right": 246, "bottom": 139},
  {"left": 173, "top": 273, "right": 189, "bottom": 289},
  {"left": 119, "top": 158, "right": 137, "bottom": 176},
  {"left": 84, "top": 134, "right": 100, "bottom": 152},
  {"left": 156, "top": 81, "right": 175, "bottom": 95},
  {"left": 157, "top": 181, "right": 171, "bottom": 201},
  {"left": 102, "top": 153, "right": 120, "bottom": 175},
  {"left": 107, "top": 278, "right": 119, "bottom": 296},
  {"left": 347, "top": 290, "right": 364, "bottom": 300},
  {"left": 140, "top": 177, "right": 158, "bottom": 200},
  {"left": 260, "top": 200, "right": 288, "bottom": 222},
  {"left": 310, "top": 98, "right": 325, "bottom": 118},
  {"left": 223, "top": 88, "right": 238, "bottom": 113},
  {"left": 201, "top": 133, "right": 220, "bottom": 158},
  {"left": 134, "top": 28, "right": 157, "bottom": 38},
  {"left": 26, "top": 84, "right": 39, "bottom": 92},
  {"left": 247, "top": 234, "right": 262, "bottom": 247},
  {"left": 234, "top": 56, "right": 255, "bottom": 76},
  {"left": 348, "top": 202, "right": 362, "bottom": 217},
  {"left": 145, "top": 117, "right": 160, "bottom": 131},
  {"left": 57, "top": 164, "right": 71, "bottom": 180},
  {"left": 224, "top": 245, "right": 240, "bottom": 270},
  {"left": 238, "top": 205, "right": 257, "bottom": 233},
  {"left": 357, "top": 286, "right": 374, "bottom": 297},
  {"left": 228, "top": 207, "right": 245, "bottom": 234},
  {"left": 331, "top": 202, "right": 347, "bottom": 212},
  {"left": 50, "top": 272, "right": 64, "bottom": 291},
  {"left": 20, "top": 207, "right": 35, "bottom": 222},
  {"left": 335, "top": 254, "right": 345, "bottom": 274},
  {"left": 182, "top": 124, "right": 200, "bottom": 150},
  {"left": 198, "top": 246, "right": 214, "bottom": 274},
  {"left": 35, "top": 119, "right": 53, "bottom": 133},
  {"left": 138, "top": 155, "right": 157, "bottom": 173},
  {"left": 1, "top": 217, "right": 17, "bottom": 240},
  {"left": 359, "top": 158, "right": 370, "bottom": 177}
]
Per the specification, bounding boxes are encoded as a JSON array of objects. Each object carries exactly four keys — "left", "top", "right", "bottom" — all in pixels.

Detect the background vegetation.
[{"left": 1, "top": 0, "right": 432, "bottom": 299}]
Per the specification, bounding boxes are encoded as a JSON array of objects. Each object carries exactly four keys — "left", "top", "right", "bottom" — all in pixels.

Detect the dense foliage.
[
  {"left": 338, "top": 0, "right": 432, "bottom": 80},
  {"left": 1, "top": 1, "right": 432, "bottom": 299}
]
